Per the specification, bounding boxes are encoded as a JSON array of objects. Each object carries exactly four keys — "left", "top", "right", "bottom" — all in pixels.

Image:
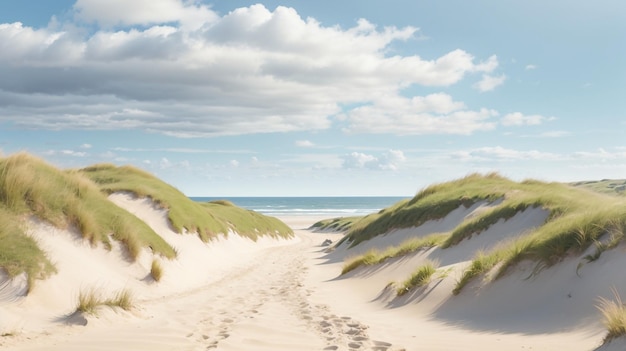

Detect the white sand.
[{"left": 0, "top": 199, "right": 618, "bottom": 350}]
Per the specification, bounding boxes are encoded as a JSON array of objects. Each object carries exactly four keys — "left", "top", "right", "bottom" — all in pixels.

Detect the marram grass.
[
  {"left": 81, "top": 163, "right": 293, "bottom": 241},
  {"left": 150, "top": 259, "right": 163, "bottom": 282},
  {"left": 341, "top": 233, "right": 446, "bottom": 275},
  {"left": 397, "top": 261, "right": 438, "bottom": 296},
  {"left": 76, "top": 287, "right": 134, "bottom": 315},
  {"left": 597, "top": 288, "right": 626, "bottom": 342},
  {"left": 0, "top": 153, "right": 176, "bottom": 261},
  {"left": 332, "top": 172, "right": 626, "bottom": 297}
]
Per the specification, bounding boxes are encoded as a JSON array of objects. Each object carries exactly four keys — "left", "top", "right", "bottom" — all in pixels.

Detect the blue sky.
[{"left": 0, "top": 1, "right": 624, "bottom": 196}]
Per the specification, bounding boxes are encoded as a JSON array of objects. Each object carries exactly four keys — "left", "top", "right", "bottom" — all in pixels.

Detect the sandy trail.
[{"left": 3, "top": 224, "right": 403, "bottom": 351}]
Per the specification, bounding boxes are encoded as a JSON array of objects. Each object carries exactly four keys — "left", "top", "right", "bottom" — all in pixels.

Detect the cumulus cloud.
[
  {"left": 473, "top": 74, "right": 506, "bottom": 92},
  {"left": 501, "top": 112, "right": 553, "bottom": 126},
  {"left": 341, "top": 149, "right": 406, "bottom": 170},
  {"left": 344, "top": 93, "right": 498, "bottom": 135},
  {"left": 525, "top": 64, "right": 537, "bottom": 70},
  {"left": 0, "top": 4, "right": 501, "bottom": 137}
]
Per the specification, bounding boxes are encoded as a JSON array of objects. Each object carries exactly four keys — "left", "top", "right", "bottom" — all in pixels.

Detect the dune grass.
[
  {"left": 76, "top": 287, "right": 135, "bottom": 315},
  {"left": 337, "top": 173, "right": 510, "bottom": 248},
  {"left": 150, "top": 259, "right": 163, "bottom": 282},
  {"left": 572, "top": 179, "right": 626, "bottom": 196},
  {"left": 332, "top": 172, "right": 626, "bottom": 296},
  {"left": 0, "top": 206, "right": 56, "bottom": 292},
  {"left": 0, "top": 153, "right": 178, "bottom": 291},
  {"left": 341, "top": 233, "right": 447, "bottom": 274},
  {"left": 0, "top": 153, "right": 176, "bottom": 261},
  {"left": 597, "top": 288, "right": 626, "bottom": 342},
  {"left": 310, "top": 216, "right": 363, "bottom": 232},
  {"left": 397, "top": 261, "right": 438, "bottom": 296},
  {"left": 81, "top": 164, "right": 293, "bottom": 241}
]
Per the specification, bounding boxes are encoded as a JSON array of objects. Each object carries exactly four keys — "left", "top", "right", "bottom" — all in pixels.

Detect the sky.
[{"left": 0, "top": 0, "right": 625, "bottom": 196}]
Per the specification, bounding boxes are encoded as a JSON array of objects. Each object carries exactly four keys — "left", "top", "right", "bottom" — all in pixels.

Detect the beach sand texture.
[{"left": 0, "top": 194, "right": 623, "bottom": 350}]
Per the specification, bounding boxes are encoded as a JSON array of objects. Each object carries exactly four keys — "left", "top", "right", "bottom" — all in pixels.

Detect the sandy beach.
[{"left": 0, "top": 196, "right": 619, "bottom": 351}]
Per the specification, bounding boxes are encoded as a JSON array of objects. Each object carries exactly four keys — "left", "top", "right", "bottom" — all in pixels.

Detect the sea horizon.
[{"left": 190, "top": 196, "right": 409, "bottom": 217}]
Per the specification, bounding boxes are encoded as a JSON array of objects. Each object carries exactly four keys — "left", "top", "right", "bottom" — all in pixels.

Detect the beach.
[{"left": 0, "top": 196, "right": 613, "bottom": 350}]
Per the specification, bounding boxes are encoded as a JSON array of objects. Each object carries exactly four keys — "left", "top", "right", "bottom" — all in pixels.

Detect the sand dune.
[{"left": 0, "top": 196, "right": 622, "bottom": 350}]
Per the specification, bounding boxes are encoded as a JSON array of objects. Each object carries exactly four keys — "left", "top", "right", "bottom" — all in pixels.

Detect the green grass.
[
  {"left": 341, "top": 233, "right": 447, "bottom": 274},
  {"left": 75, "top": 287, "right": 135, "bottom": 315},
  {"left": 397, "top": 261, "right": 438, "bottom": 296},
  {"left": 597, "top": 288, "right": 626, "bottom": 342},
  {"left": 334, "top": 172, "right": 626, "bottom": 296},
  {"left": 81, "top": 164, "right": 293, "bottom": 241},
  {"left": 337, "top": 173, "right": 509, "bottom": 248},
  {"left": 310, "top": 216, "right": 363, "bottom": 232},
  {"left": 0, "top": 206, "right": 56, "bottom": 292},
  {"left": 0, "top": 153, "right": 176, "bottom": 260},
  {"left": 150, "top": 259, "right": 163, "bottom": 282},
  {"left": 571, "top": 179, "right": 626, "bottom": 196},
  {"left": 453, "top": 251, "right": 503, "bottom": 295}
]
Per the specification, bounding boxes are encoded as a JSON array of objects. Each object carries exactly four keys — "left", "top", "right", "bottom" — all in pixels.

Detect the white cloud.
[
  {"left": 159, "top": 157, "right": 173, "bottom": 169},
  {"left": 574, "top": 148, "right": 626, "bottom": 160},
  {"left": 502, "top": 112, "right": 553, "bottom": 126},
  {"left": 344, "top": 93, "right": 498, "bottom": 135},
  {"left": 80, "top": 143, "right": 92, "bottom": 149},
  {"left": 473, "top": 74, "right": 506, "bottom": 92},
  {"left": 296, "top": 140, "right": 315, "bottom": 148},
  {"left": 73, "top": 0, "right": 217, "bottom": 30},
  {"left": 452, "top": 146, "right": 561, "bottom": 162},
  {"left": 341, "top": 149, "right": 406, "bottom": 170},
  {"left": 0, "top": 4, "right": 501, "bottom": 137},
  {"left": 229, "top": 160, "right": 240, "bottom": 167},
  {"left": 525, "top": 64, "right": 537, "bottom": 70}
]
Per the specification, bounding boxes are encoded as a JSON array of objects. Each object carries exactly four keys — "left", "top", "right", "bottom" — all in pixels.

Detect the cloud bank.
[{"left": 0, "top": 2, "right": 506, "bottom": 137}]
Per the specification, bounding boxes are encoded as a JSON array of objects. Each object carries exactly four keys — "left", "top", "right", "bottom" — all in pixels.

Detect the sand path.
[{"left": 3, "top": 223, "right": 403, "bottom": 351}]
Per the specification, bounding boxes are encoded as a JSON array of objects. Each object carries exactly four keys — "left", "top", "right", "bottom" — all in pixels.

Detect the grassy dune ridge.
[
  {"left": 0, "top": 153, "right": 177, "bottom": 260},
  {"left": 0, "top": 153, "right": 293, "bottom": 292},
  {"left": 80, "top": 163, "right": 293, "bottom": 241},
  {"left": 327, "top": 173, "right": 626, "bottom": 298}
]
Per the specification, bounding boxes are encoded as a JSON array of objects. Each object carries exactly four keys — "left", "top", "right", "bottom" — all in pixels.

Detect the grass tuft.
[
  {"left": 75, "top": 287, "right": 134, "bottom": 315},
  {"left": 341, "top": 233, "right": 446, "bottom": 275},
  {"left": 453, "top": 251, "right": 502, "bottom": 295},
  {"left": 597, "top": 288, "right": 626, "bottom": 342},
  {"left": 397, "top": 261, "right": 438, "bottom": 296},
  {"left": 150, "top": 259, "right": 163, "bottom": 282}
]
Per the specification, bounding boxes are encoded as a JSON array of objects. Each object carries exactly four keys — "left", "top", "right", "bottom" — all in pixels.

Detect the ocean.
[{"left": 190, "top": 197, "right": 409, "bottom": 218}]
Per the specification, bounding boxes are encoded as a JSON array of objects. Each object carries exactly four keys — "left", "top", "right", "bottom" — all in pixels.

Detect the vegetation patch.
[
  {"left": 597, "top": 288, "right": 626, "bottom": 342},
  {"left": 81, "top": 164, "right": 293, "bottom": 241},
  {"left": 310, "top": 216, "right": 363, "bottom": 232},
  {"left": 335, "top": 172, "right": 626, "bottom": 296},
  {"left": 150, "top": 259, "right": 163, "bottom": 282},
  {"left": 0, "top": 207, "right": 56, "bottom": 292},
  {"left": 75, "top": 287, "right": 134, "bottom": 315},
  {"left": 397, "top": 261, "right": 438, "bottom": 296},
  {"left": 337, "top": 173, "right": 509, "bottom": 248},
  {"left": 341, "top": 233, "right": 447, "bottom": 275}
]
